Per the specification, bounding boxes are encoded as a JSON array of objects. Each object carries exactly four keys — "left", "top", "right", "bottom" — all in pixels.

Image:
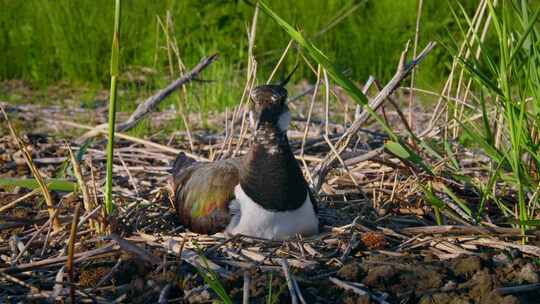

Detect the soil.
[{"left": 66, "top": 245, "right": 540, "bottom": 303}]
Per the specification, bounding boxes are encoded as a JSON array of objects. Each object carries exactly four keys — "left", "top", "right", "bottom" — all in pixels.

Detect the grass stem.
[{"left": 104, "top": 0, "right": 122, "bottom": 216}]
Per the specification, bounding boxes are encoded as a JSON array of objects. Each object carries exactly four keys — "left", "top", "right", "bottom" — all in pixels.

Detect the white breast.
[{"left": 225, "top": 184, "right": 319, "bottom": 240}]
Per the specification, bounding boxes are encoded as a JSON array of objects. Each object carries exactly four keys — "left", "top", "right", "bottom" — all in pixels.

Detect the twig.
[
  {"left": 243, "top": 270, "right": 250, "bottom": 304},
  {"left": 77, "top": 54, "right": 218, "bottom": 142},
  {"left": 0, "top": 271, "right": 42, "bottom": 293},
  {"left": 54, "top": 119, "right": 207, "bottom": 161},
  {"left": 1, "top": 243, "right": 117, "bottom": 273},
  {"left": 329, "top": 276, "right": 390, "bottom": 304},
  {"left": 281, "top": 258, "right": 298, "bottom": 304},
  {"left": 0, "top": 188, "right": 40, "bottom": 213},
  {"left": 313, "top": 41, "right": 436, "bottom": 191},
  {"left": 1, "top": 105, "right": 61, "bottom": 231},
  {"left": 464, "top": 238, "right": 540, "bottom": 257},
  {"left": 158, "top": 283, "right": 172, "bottom": 304},
  {"left": 292, "top": 276, "right": 307, "bottom": 304},
  {"left": 108, "top": 233, "right": 161, "bottom": 265},
  {"left": 495, "top": 283, "right": 540, "bottom": 295},
  {"left": 91, "top": 257, "right": 122, "bottom": 292},
  {"left": 399, "top": 225, "right": 522, "bottom": 236},
  {"left": 11, "top": 208, "right": 60, "bottom": 264},
  {"left": 66, "top": 202, "right": 82, "bottom": 303},
  {"left": 67, "top": 145, "right": 98, "bottom": 231}
]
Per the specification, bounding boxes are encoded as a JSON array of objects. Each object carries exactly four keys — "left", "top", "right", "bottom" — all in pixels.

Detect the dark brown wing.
[{"left": 168, "top": 157, "right": 241, "bottom": 234}]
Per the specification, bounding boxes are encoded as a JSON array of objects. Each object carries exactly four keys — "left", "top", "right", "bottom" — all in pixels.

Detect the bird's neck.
[{"left": 239, "top": 123, "right": 307, "bottom": 211}]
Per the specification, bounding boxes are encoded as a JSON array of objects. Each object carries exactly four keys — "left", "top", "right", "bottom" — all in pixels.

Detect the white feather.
[
  {"left": 277, "top": 110, "right": 291, "bottom": 132},
  {"left": 225, "top": 185, "right": 319, "bottom": 240}
]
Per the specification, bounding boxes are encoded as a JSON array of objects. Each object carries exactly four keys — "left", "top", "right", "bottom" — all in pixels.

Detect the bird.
[{"left": 167, "top": 79, "right": 318, "bottom": 240}]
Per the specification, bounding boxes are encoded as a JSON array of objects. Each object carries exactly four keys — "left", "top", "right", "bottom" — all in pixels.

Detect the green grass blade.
[
  {"left": 0, "top": 178, "right": 77, "bottom": 192},
  {"left": 460, "top": 122, "right": 505, "bottom": 164},
  {"left": 385, "top": 140, "right": 433, "bottom": 174},
  {"left": 196, "top": 254, "right": 233, "bottom": 304},
  {"left": 266, "top": 272, "right": 273, "bottom": 304},
  {"left": 104, "top": 0, "right": 122, "bottom": 215},
  {"left": 441, "top": 184, "right": 473, "bottom": 217},
  {"left": 508, "top": 5, "right": 540, "bottom": 66},
  {"left": 457, "top": 57, "right": 504, "bottom": 97},
  {"left": 259, "top": 0, "right": 400, "bottom": 140}
]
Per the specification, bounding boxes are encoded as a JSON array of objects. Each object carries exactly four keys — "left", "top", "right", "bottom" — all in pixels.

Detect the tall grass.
[
  {"left": 259, "top": 0, "right": 540, "bottom": 236},
  {"left": 451, "top": 0, "right": 540, "bottom": 234},
  {"left": 0, "top": 0, "right": 472, "bottom": 90},
  {"left": 104, "top": 0, "right": 122, "bottom": 215}
]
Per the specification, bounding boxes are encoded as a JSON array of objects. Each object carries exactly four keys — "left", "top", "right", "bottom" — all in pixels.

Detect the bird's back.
[{"left": 168, "top": 154, "right": 241, "bottom": 234}]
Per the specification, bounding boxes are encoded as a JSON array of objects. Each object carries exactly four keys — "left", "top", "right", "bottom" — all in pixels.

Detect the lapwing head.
[{"left": 248, "top": 66, "right": 297, "bottom": 133}]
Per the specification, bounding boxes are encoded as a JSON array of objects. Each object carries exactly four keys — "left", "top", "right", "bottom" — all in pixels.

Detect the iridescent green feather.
[{"left": 171, "top": 158, "right": 241, "bottom": 234}]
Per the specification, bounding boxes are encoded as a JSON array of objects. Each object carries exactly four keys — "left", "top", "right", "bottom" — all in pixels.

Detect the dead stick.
[
  {"left": 1, "top": 244, "right": 117, "bottom": 273},
  {"left": 66, "top": 202, "right": 82, "bottom": 304},
  {"left": 0, "top": 105, "right": 61, "bottom": 231},
  {"left": 281, "top": 258, "right": 298, "bottom": 304},
  {"left": 0, "top": 189, "right": 40, "bottom": 213},
  {"left": 11, "top": 209, "right": 60, "bottom": 265},
  {"left": 77, "top": 54, "right": 218, "bottom": 142},
  {"left": 55, "top": 119, "right": 207, "bottom": 161},
  {"left": 243, "top": 270, "right": 250, "bottom": 304},
  {"left": 495, "top": 283, "right": 540, "bottom": 295},
  {"left": 67, "top": 145, "right": 97, "bottom": 231},
  {"left": 313, "top": 42, "right": 436, "bottom": 190},
  {"left": 329, "top": 277, "right": 390, "bottom": 304}
]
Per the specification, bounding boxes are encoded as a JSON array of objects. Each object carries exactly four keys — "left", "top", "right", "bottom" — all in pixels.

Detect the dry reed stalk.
[
  {"left": 66, "top": 202, "right": 82, "bottom": 303},
  {"left": 300, "top": 65, "right": 322, "bottom": 185},
  {"left": 323, "top": 135, "right": 359, "bottom": 189},
  {"left": 76, "top": 54, "right": 218, "bottom": 143},
  {"left": 56, "top": 120, "right": 206, "bottom": 161},
  {"left": 266, "top": 39, "right": 293, "bottom": 84},
  {"left": 0, "top": 105, "right": 61, "bottom": 232},
  {"left": 11, "top": 208, "right": 60, "bottom": 264},
  {"left": 0, "top": 188, "right": 40, "bottom": 213},
  {"left": 158, "top": 13, "right": 195, "bottom": 152},
  {"left": 221, "top": 4, "right": 258, "bottom": 158},
  {"left": 281, "top": 258, "right": 298, "bottom": 304},
  {"left": 312, "top": 41, "right": 435, "bottom": 190},
  {"left": 314, "top": 1, "right": 362, "bottom": 38},
  {"left": 424, "top": 0, "right": 488, "bottom": 136},
  {"left": 233, "top": 72, "right": 256, "bottom": 157},
  {"left": 116, "top": 151, "right": 139, "bottom": 196},
  {"left": 323, "top": 69, "right": 331, "bottom": 137},
  {"left": 451, "top": 0, "right": 493, "bottom": 139},
  {"left": 408, "top": 0, "right": 423, "bottom": 130},
  {"left": 232, "top": 4, "right": 260, "bottom": 156},
  {"left": 67, "top": 145, "right": 98, "bottom": 232},
  {"left": 354, "top": 76, "right": 375, "bottom": 121},
  {"left": 242, "top": 270, "right": 250, "bottom": 304}
]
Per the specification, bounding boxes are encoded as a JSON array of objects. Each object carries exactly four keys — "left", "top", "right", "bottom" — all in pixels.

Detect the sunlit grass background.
[{"left": 0, "top": 0, "right": 481, "bottom": 113}]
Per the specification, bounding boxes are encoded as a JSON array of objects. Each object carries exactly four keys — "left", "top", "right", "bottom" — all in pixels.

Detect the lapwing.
[{"left": 168, "top": 80, "right": 318, "bottom": 240}]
